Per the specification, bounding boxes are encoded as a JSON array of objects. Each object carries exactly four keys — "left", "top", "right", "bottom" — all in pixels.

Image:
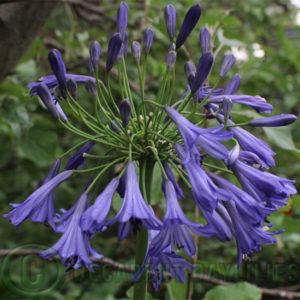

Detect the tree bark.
[{"left": 0, "top": 0, "right": 59, "bottom": 82}]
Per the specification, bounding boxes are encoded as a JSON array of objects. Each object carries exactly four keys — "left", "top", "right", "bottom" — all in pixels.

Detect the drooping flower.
[
  {"left": 248, "top": 114, "right": 297, "bottom": 127},
  {"left": 81, "top": 178, "right": 119, "bottom": 236},
  {"left": 208, "top": 94, "right": 273, "bottom": 113},
  {"left": 175, "top": 143, "right": 231, "bottom": 213},
  {"left": 106, "top": 162, "right": 162, "bottom": 240},
  {"left": 227, "top": 149, "right": 297, "bottom": 210},
  {"left": 40, "top": 193, "right": 103, "bottom": 271},
  {"left": 132, "top": 230, "right": 194, "bottom": 291},
  {"left": 3, "top": 166, "right": 73, "bottom": 229},
  {"left": 164, "top": 4, "right": 176, "bottom": 40},
  {"left": 148, "top": 180, "right": 214, "bottom": 257},
  {"left": 65, "top": 141, "right": 95, "bottom": 170},
  {"left": 162, "top": 162, "right": 184, "bottom": 199},
  {"left": 176, "top": 3, "right": 201, "bottom": 49},
  {"left": 166, "top": 106, "right": 233, "bottom": 162},
  {"left": 36, "top": 83, "right": 60, "bottom": 119}
]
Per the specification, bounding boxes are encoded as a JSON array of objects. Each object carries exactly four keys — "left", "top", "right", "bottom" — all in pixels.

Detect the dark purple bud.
[
  {"left": 117, "top": 32, "right": 128, "bottom": 62},
  {"left": 249, "top": 114, "right": 297, "bottom": 127},
  {"left": 36, "top": 83, "right": 59, "bottom": 119},
  {"left": 222, "top": 96, "right": 232, "bottom": 122},
  {"left": 184, "top": 61, "right": 195, "bottom": 78},
  {"left": 224, "top": 74, "right": 240, "bottom": 94},
  {"left": 164, "top": 4, "right": 176, "bottom": 40},
  {"left": 175, "top": 3, "right": 201, "bottom": 49},
  {"left": 111, "top": 120, "right": 119, "bottom": 133},
  {"left": 117, "top": 2, "right": 129, "bottom": 41},
  {"left": 219, "top": 54, "right": 236, "bottom": 77},
  {"left": 85, "top": 79, "right": 98, "bottom": 98},
  {"left": 165, "top": 50, "right": 177, "bottom": 71},
  {"left": 66, "top": 78, "right": 78, "bottom": 100},
  {"left": 89, "top": 41, "right": 101, "bottom": 72},
  {"left": 200, "top": 27, "right": 210, "bottom": 54},
  {"left": 106, "top": 33, "right": 123, "bottom": 72},
  {"left": 48, "top": 49, "right": 67, "bottom": 90},
  {"left": 119, "top": 98, "right": 131, "bottom": 127},
  {"left": 143, "top": 28, "right": 154, "bottom": 54},
  {"left": 131, "top": 41, "right": 141, "bottom": 62},
  {"left": 191, "top": 52, "right": 214, "bottom": 94}
]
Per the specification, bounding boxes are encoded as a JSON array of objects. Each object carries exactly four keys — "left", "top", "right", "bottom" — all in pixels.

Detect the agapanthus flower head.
[
  {"left": 106, "top": 162, "right": 162, "bottom": 240},
  {"left": 249, "top": 114, "right": 297, "bottom": 127},
  {"left": 41, "top": 193, "right": 103, "bottom": 271},
  {"left": 164, "top": 4, "right": 176, "bottom": 40},
  {"left": 106, "top": 33, "right": 123, "bottom": 72},
  {"left": 4, "top": 167, "right": 73, "bottom": 229},
  {"left": 89, "top": 41, "right": 101, "bottom": 73},
  {"left": 200, "top": 27, "right": 211, "bottom": 54},
  {"left": 219, "top": 54, "right": 236, "bottom": 77},
  {"left": 143, "top": 28, "right": 154, "bottom": 54},
  {"left": 191, "top": 52, "right": 214, "bottom": 95},
  {"left": 36, "top": 83, "right": 60, "bottom": 120},
  {"left": 119, "top": 98, "right": 131, "bottom": 127},
  {"left": 117, "top": 1, "right": 129, "bottom": 41},
  {"left": 48, "top": 49, "right": 67, "bottom": 91},
  {"left": 131, "top": 41, "right": 141, "bottom": 62},
  {"left": 176, "top": 3, "right": 201, "bottom": 49}
]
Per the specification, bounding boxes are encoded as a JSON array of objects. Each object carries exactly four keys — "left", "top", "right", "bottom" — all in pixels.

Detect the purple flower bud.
[
  {"left": 119, "top": 98, "right": 131, "bottom": 127},
  {"left": 176, "top": 3, "right": 201, "bottom": 49},
  {"left": 89, "top": 41, "right": 101, "bottom": 72},
  {"left": 111, "top": 120, "right": 119, "bottom": 133},
  {"left": 106, "top": 33, "right": 123, "bottom": 72},
  {"left": 200, "top": 27, "right": 210, "bottom": 54},
  {"left": 131, "top": 41, "right": 141, "bottom": 62},
  {"left": 164, "top": 4, "right": 176, "bottom": 40},
  {"left": 249, "top": 114, "right": 297, "bottom": 127},
  {"left": 36, "top": 83, "right": 59, "bottom": 119},
  {"left": 165, "top": 50, "right": 177, "bottom": 71},
  {"left": 117, "top": 32, "right": 128, "bottom": 63},
  {"left": 227, "top": 144, "right": 240, "bottom": 166},
  {"left": 184, "top": 61, "right": 195, "bottom": 78},
  {"left": 191, "top": 52, "right": 214, "bottom": 94},
  {"left": 66, "top": 78, "right": 78, "bottom": 100},
  {"left": 117, "top": 2, "right": 129, "bottom": 41},
  {"left": 48, "top": 49, "right": 67, "bottom": 90},
  {"left": 85, "top": 79, "right": 98, "bottom": 98},
  {"left": 224, "top": 74, "right": 240, "bottom": 94},
  {"left": 219, "top": 54, "right": 236, "bottom": 77},
  {"left": 143, "top": 28, "right": 154, "bottom": 54},
  {"left": 222, "top": 96, "right": 232, "bottom": 122}
]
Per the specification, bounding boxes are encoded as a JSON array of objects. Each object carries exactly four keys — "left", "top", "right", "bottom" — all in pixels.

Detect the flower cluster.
[{"left": 4, "top": 2, "right": 297, "bottom": 290}]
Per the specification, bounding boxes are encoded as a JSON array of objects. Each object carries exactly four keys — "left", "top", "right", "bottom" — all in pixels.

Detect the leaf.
[
  {"left": 204, "top": 282, "right": 262, "bottom": 300},
  {"left": 263, "top": 126, "right": 300, "bottom": 152},
  {"left": 17, "top": 127, "right": 58, "bottom": 166}
]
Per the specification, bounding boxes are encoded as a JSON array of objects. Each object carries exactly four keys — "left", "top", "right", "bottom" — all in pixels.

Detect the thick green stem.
[{"left": 133, "top": 158, "right": 155, "bottom": 300}]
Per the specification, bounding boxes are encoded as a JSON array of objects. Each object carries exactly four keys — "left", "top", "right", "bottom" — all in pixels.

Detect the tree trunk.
[{"left": 0, "top": 0, "right": 58, "bottom": 82}]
